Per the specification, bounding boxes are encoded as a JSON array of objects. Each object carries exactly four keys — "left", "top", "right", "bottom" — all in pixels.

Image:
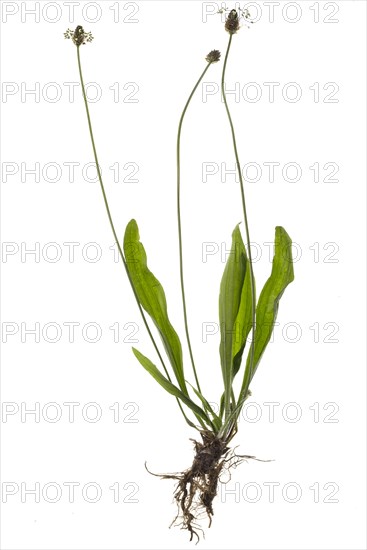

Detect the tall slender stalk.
[
  {"left": 76, "top": 45, "right": 193, "bottom": 427},
  {"left": 221, "top": 33, "right": 256, "bottom": 432},
  {"left": 176, "top": 61, "right": 213, "bottom": 395}
]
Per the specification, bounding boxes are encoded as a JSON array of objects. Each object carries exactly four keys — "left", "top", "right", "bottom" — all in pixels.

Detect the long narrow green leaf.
[
  {"left": 232, "top": 238, "right": 254, "bottom": 378},
  {"left": 219, "top": 392, "right": 225, "bottom": 419},
  {"left": 219, "top": 224, "right": 247, "bottom": 417},
  {"left": 132, "top": 348, "right": 211, "bottom": 425},
  {"left": 124, "top": 220, "right": 186, "bottom": 393},
  {"left": 239, "top": 226, "right": 294, "bottom": 401}
]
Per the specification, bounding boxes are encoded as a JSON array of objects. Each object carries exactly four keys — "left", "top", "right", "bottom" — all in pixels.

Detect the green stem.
[
  {"left": 76, "top": 46, "right": 196, "bottom": 429},
  {"left": 177, "top": 61, "right": 213, "bottom": 394},
  {"left": 220, "top": 33, "right": 256, "bottom": 432}
]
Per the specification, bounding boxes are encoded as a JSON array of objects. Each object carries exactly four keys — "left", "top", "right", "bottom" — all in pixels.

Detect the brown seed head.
[
  {"left": 225, "top": 9, "right": 240, "bottom": 34},
  {"left": 206, "top": 50, "right": 221, "bottom": 63},
  {"left": 64, "top": 26, "right": 94, "bottom": 46}
]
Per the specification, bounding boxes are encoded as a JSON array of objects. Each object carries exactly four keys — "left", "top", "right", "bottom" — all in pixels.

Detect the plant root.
[{"left": 145, "top": 431, "right": 263, "bottom": 542}]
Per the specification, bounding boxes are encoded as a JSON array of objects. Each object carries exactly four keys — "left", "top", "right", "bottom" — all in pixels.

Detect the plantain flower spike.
[
  {"left": 224, "top": 8, "right": 253, "bottom": 34},
  {"left": 225, "top": 9, "right": 240, "bottom": 34},
  {"left": 64, "top": 26, "right": 94, "bottom": 46},
  {"left": 206, "top": 50, "right": 221, "bottom": 63}
]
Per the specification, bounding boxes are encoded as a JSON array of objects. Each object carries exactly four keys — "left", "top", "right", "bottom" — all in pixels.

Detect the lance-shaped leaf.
[
  {"left": 239, "top": 226, "right": 294, "bottom": 402},
  {"left": 219, "top": 224, "right": 247, "bottom": 417},
  {"left": 132, "top": 348, "right": 211, "bottom": 426},
  {"left": 124, "top": 220, "right": 186, "bottom": 393},
  {"left": 232, "top": 244, "right": 254, "bottom": 378}
]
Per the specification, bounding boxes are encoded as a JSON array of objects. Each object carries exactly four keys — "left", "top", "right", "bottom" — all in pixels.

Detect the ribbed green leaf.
[
  {"left": 232, "top": 239, "right": 254, "bottom": 378},
  {"left": 219, "top": 224, "right": 247, "bottom": 417},
  {"left": 124, "top": 220, "right": 186, "bottom": 393},
  {"left": 132, "top": 348, "right": 211, "bottom": 425},
  {"left": 239, "top": 226, "right": 294, "bottom": 400},
  {"left": 219, "top": 392, "right": 225, "bottom": 419}
]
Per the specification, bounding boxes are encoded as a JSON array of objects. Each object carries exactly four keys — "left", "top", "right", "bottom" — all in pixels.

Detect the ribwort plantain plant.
[{"left": 65, "top": 10, "right": 295, "bottom": 542}]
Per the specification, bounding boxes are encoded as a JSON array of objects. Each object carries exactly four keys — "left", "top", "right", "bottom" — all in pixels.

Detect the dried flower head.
[
  {"left": 64, "top": 26, "right": 94, "bottom": 46},
  {"left": 206, "top": 50, "right": 221, "bottom": 63},
  {"left": 223, "top": 7, "right": 253, "bottom": 34},
  {"left": 225, "top": 9, "right": 240, "bottom": 34}
]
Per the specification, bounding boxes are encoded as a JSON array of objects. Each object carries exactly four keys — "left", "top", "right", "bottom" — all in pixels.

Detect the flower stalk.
[
  {"left": 177, "top": 51, "right": 221, "bottom": 395},
  {"left": 220, "top": 20, "right": 256, "bottom": 435},
  {"left": 71, "top": 29, "right": 195, "bottom": 429}
]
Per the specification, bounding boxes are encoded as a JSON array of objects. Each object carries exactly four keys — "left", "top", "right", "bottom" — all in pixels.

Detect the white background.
[{"left": 1, "top": 1, "right": 366, "bottom": 549}]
